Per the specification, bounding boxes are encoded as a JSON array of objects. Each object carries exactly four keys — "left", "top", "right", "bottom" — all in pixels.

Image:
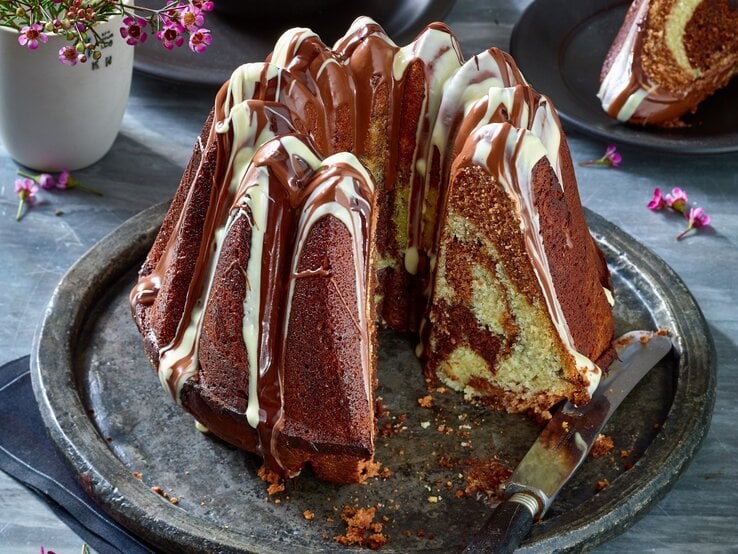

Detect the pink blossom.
[
  {"left": 603, "top": 144, "right": 622, "bottom": 167},
  {"left": 15, "top": 178, "right": 39, "bottom": 221},
  {"left": 58, "top": 45, "right": 78, "bottom": 66},
  {"left": 677, "top": 207, "right": 711, "bottom": 241},
  {"left": 188, "top": 28, "right": 212, "bottom": 53},
  {"left": 178, "top": 3, "right": 205, "bottom": 31},
  {"left": 647, "top": 187, "right": 667, "bottom": 211},
  {"left": 688, "top": 207, "right": 711, "bottom": 228},
  {"left": 191, "top": 0, "right": 215, "bottom": 11},
  {"left": 120, "top": 16, "right": 148, "bottom": 46},
  {"left": 56, "top": 170, "right": 72, "bottom": 189},
  {"left": 578, "top": 144, "right": 622, "bottom": 168},
  {"left": 157, "top": 21, "right": 185, "bottom": 50},
  {"left": 15, "top": 177, "right": 38, "bottom": 200},
  {"left": 18, "top": 24, "right": 48, "bottom": 50},
  {"left": 57, "top": 169, "right": 102, "bottom": 195},
  {"left": 665, "top": 187, "right": 688, "bottom": 214},
  {"left": 39, "top": 173, "right": 56, "bottom": 190}
]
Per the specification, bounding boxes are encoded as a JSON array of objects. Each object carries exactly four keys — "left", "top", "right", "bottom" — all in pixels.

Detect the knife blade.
[{"left": 463, "top": 330, "right": 672, "bottom": 553}]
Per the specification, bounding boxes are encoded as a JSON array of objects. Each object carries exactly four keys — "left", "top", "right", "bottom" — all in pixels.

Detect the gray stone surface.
[{"left": 1, "top": 0, "right": 737, "bottom": 552}]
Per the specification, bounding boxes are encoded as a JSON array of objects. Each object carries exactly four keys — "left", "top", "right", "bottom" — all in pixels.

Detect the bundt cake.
[
  {"left": 130, "top": 17, "right": 615, "bottom": 483},
  {"left": 598, "top": 0, "right": 738, "bottom": 126}
]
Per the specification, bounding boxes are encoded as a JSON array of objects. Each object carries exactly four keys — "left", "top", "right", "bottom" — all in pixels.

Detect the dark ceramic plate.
[
  {"left": 509, "top": 0, "right": 738, "bottom": 154},
  {"left": 31, "top": 202, "right": 714, "bottom": 553},
  {"left": 133, "top": 0, "right": 457, "bottom": 86}
]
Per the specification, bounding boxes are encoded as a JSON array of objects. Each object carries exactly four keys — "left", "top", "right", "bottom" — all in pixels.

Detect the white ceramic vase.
[{"left": 0, "top": 15, "right": 134, "bottom": 171}]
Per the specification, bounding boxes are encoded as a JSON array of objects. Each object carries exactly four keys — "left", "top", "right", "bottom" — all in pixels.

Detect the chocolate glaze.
[{"left": 131, "top": 17, "right": 615, "bottom": 480}]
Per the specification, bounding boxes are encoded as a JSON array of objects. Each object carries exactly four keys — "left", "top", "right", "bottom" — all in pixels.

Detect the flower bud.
[
  {"left": 78, "top": 54, "right": 87, "bottom": 63},
  {"left": 15, "top": 7, "right": 26, "bottom": 16},
  {"left": 92, "top": 49, "right": 102, "bottom": 60},
  {"left": 75, "top": 41, "right": 86, "bottom": 53},
  {"left": 45, "top": 22, "right": 55, "bottom": 33}
]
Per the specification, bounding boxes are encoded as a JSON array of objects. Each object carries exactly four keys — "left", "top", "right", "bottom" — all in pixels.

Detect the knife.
[{"left": 463, "top": 330, "right": 672, "bottom": 553}]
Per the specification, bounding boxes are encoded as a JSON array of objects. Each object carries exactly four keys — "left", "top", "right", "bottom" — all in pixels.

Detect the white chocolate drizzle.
[{"left": 597, "top": 0, "right": 651, "bottom": 121}]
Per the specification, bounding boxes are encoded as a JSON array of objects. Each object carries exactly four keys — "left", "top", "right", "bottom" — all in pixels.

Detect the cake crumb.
[
  {"left": 420, "top": 421, "right": 431, "bottom": 429},
  {"left": 418, "top": 395, "right": 433, "bottom": 408},
  {"left": 133, "top": 471, "right": 143, "bottom": 480},
  {"left": 462, "top": 458, "right": 512, "bottom": 502},
  {"left": 303, "top": 510, "right": 315, "bottom": 521},
  {"left": 595, "top": 479, "right": 609, "bottom": 491},
  {"left": 169, "top": 497, "right": 178, "bottom": 505},
  {"left": 334, "top": 506, "right": 387, "bottom": 550},
  {"left": 427, "top": 496, "right": 439, "bottom": 503},
  {"left": 258, "top": 466, "right": 285, "bottom": 496},
  {"left": 360, "top": 460, "right": 383, "bottom": 481},
  {"left": 267, "top": 482, "right": 285, "bottom": 495},
  {"left": 590, "top": 434, "right": 615, "bottom": 458},
  {"left": 620, "top": 449, "right": 629, "bottom": 459}
]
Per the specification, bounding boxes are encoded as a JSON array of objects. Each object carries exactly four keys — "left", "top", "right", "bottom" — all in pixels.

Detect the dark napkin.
[{"left": 0, "top": 356, "right": 156, "bottom": 554}]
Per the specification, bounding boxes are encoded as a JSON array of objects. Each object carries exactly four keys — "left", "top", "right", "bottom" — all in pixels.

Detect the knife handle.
[{"left": 462, "top": 492, "right": 538, "bottom": 553}]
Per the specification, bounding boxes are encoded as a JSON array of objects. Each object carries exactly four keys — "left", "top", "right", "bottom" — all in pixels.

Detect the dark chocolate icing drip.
[{"left": 230, "top": 135, "right": 375, "bottom": 474}]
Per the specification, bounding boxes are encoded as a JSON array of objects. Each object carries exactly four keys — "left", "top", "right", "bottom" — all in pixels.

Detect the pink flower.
[
  {"left": 188, "top": 28, "right": 212, "bottom": 53},
  {"left": 58, "top": 45, "right": 78, "bottom": 66},
  {"left": 120, "top": 16, "right": 148, "bottom": 46},
  {"left": 677, "top": 207, "right": 711, "bottom": 241},
  {"left": 15, "top": 178, "right": 39, "bottom": 221},
  {"left": 603, "top": 144, "right": 622, "bottom": 167},
  {"left": 191, "top": 0, "right": 215, "bottom": 11},
  {"left": 665, "top": 187, "right": 688, "bottom": 214},
  {"left": 15, "top": 177, "right": 38, "bottom": 199},
  {"left": 57, "top": 169, "right": 102, "bottom": 195},
  {"left": 157, "top": 21, "right": 185, "bottom": 50},
  {"left": 18, "top": 24, "right": 48, "bottom": 50},
  {"left": 178, "top": 3, "right": 205, "bottom": 31},
  {"left": 56, "top": 170, "right": 73, "bottom": 189},
  {"left": 39, "top": 173, "right": 56, "bottom": 190},
  {"left": 647, "top": 187, "right": 667, "bottom": 211},
  {"left": 578, "top": 144, "right": 622, "bottom": 168}
]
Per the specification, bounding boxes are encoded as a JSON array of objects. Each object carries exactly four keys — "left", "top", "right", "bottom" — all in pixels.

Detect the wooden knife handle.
[{"left": 462, "top": 492, "right": 537, "bottom": 553}]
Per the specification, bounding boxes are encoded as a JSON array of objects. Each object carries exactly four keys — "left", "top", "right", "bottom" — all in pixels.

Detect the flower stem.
[
  {"left": 16, "top": 170, "right": 37, "bottom": 181},
  {"left": 16, "top": 198, "right": 25, "bottom": 222},
  {"left": 676, "top": 226, "right": 693, "bottom": 241},
  {"left": 577, "top": 159, "right": 605, "bottom": 167},
  {"left": 74, "top": 182, "right": 103, "bottom": 196}
]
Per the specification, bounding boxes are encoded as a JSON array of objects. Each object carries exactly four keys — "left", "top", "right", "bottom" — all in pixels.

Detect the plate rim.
[
  {"left": 30, "top": 202, "right": 716, "bottom": 553},
  {"left": 509, "top": 0, "right": 738, "bottom": 155}
]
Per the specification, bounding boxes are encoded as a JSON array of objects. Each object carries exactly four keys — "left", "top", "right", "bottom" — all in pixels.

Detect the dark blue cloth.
[{"left": 0, "top": 356, "right": 155, "bottom": 554}]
